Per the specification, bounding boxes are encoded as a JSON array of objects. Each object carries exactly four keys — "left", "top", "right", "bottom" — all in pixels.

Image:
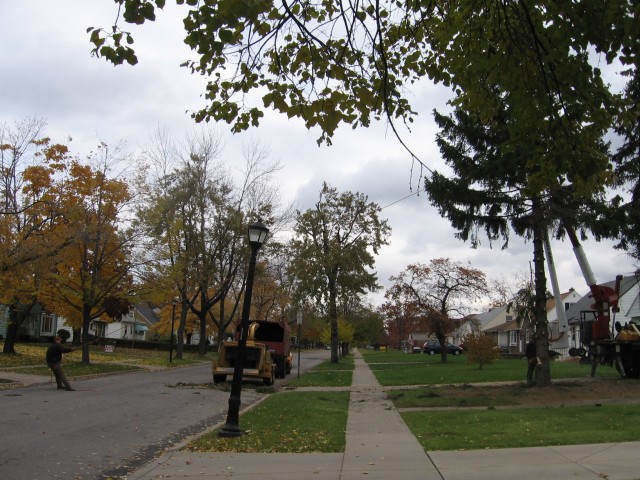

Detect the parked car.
[{"left": 422, "top": 340, "right": 464, "bottom": 355}]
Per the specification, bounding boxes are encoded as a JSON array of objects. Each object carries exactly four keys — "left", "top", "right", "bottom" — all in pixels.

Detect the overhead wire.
[{"left": 380, "top": 185, "right": 427, "bottom": 210}]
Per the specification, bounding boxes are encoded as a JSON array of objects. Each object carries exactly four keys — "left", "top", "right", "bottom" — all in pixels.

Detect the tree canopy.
[
  {"left": 289, "top": 182, "right": 390, "bottom": 361},
  {"left": 90, "top": 1, "right": 637, "bottom": 199}
]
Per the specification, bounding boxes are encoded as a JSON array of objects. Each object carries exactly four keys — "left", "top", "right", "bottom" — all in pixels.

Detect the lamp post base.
[{"left": 218, "top": 423, "right": 244, "bottom": 437}]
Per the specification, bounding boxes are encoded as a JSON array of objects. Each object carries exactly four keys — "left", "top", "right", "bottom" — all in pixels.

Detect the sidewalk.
[
  {"left": 0, "top": 369, "right": 51, "bottom": 388},
  {"left": 126, "top": 351, "right": 639, "bottom": 480}
]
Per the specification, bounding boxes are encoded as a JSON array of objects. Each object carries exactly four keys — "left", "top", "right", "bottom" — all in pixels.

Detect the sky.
[{"left": 1, "top": 1, "right": 636, "bottom": 309}]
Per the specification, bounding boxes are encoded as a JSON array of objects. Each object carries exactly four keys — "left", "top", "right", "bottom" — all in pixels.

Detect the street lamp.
[
  {"left": 219, "top": 220, "right": 269, "bottom": 437},
  {"left": 169, "top": 296, "right": 178, "bottom": 363}
]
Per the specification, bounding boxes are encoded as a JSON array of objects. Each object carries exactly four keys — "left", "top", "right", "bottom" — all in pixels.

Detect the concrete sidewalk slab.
[
  {"left": 0, "top": 370, "right": 51, "bottom": 387},
  {"left": 429, "top": 442, "right": 640, "bottom": 480},
  {"left": 340, "top": 354, "right": 440, "bottom": 479}
]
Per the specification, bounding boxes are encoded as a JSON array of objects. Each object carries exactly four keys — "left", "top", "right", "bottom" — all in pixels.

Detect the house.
[
  {"left": 449, "top": 314, "right": 480, "bottom": 345},
  {"left": 0, "top": 302, "right": 162, "bottom": 344},
  {"left": 547, "top": 288, "right": 583, "bottom": 353},
  {"left": 405, "top": 316, "right": 475, "bottom": 351},
  {"left": 564, "top": 274, "right": 640, "bottom": 351},
  {"left": 485, "top": 318, "right": 522, "bottom": 352},
  {"left": 91, "top": 303, "right": 160, "bottom": 342},
  {"left": 0, "top": 303, "right": 72, "bottom": 341},
  {"left": 480, "top": 289, "right": 582, "bottom": 355},
  {"left": 478, "top": 305, "right": 512, "bottom": 350},
  {"left": 404, "top": 332, "right": 430, "bottom": 351}
]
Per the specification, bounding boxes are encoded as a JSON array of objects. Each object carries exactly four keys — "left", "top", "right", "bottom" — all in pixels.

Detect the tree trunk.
[
  {"left": 81, "top": 305, "right": 92, "bottom": 364},
  {"left": 72, "top": 328, "right": 82, "bottom": 346},
  {"left": 532, "top": 201, "right": 551, "bottom": 387},
  {"left": 197, "top": 312, "right": 207, "bottom": 356},
  {"left": 328, "top": 276, "right": 339, "bottom": 363},
  {"left": 176, "top": 304, "right": 186, "bottom": 360},
  {"left": 2, "top": 306, "right": 20, "bottom": 354},
  {"left": 436, "top": 331, "right": 448, "bottom": 363}
]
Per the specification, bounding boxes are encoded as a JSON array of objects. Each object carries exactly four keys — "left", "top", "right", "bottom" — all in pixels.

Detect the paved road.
[{"left": 0, "top": 349, "right": 329, "bottom": 480}]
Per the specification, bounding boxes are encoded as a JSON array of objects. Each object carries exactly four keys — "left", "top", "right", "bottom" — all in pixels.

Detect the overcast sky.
[{"left": 1, "top": 1, "right": 635, "bottom": 308}]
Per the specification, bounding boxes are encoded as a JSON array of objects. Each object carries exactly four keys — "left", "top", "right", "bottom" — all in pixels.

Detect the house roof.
[
  {"left": 479, "top": 289, "right": 579, "bottom": 333},
  {"left": 485, "top": 319, "right": 519, "bottom": 333},
  {"left": 123, "top": 303, "right": 161, "bottom": 326},
  {"left": 546, "top": 289, "right": 577, "bottom": 312},
  {"left": 476, "top": 305, "right": 508, "bottom": 331}
]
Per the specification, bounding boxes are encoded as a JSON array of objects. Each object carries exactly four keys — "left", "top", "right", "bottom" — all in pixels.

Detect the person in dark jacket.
[
  {"left": 525, "top": 339, "right": 537, "bottom": 387},
  {"left": 46, "top": 336, "right": 75, "bottom": 391}
]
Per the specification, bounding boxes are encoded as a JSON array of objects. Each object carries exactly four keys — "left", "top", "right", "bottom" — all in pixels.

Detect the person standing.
[
  {"left": 46, "top": 336, "right": 75, "bottom": 391},
  {"left": 525, "top": 339, "right": 537, "bottom": 387}
]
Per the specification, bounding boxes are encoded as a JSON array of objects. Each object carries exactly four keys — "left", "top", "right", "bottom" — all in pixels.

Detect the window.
[
  {"left": 40, "top": 314, "right": 55, "bottom": 335},
  {"left": 509, "top": 330, "right": 520, "bottom": 346},
  {"left": 93, "top": 322, "right": 106, "bottom": 338}
]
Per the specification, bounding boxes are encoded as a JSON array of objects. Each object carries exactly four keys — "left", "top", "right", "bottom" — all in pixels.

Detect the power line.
[{"left": 381, "top": 186, "right": 426, "bottom": 210}]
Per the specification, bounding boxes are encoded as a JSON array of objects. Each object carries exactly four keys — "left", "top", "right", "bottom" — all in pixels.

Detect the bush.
[{"left": 463, "top": 332, "right": 501, "bottom": 369}]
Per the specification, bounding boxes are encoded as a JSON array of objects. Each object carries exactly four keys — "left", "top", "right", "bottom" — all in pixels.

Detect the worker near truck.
[{"left": 525, "top": 339, "right": 537, "bottom": 387}]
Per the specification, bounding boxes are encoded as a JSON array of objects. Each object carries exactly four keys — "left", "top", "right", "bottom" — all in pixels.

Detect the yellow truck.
[{"left": 212, "top": 322, "right": 277, "bottom": 386}]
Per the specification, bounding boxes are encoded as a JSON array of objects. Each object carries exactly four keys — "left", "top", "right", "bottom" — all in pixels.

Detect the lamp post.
[
  {"left": 169, "top": 297, "right": 178, "bottom": 363},
  {"left": 219, "top": 220, "right": 269, "bottom": 438}
]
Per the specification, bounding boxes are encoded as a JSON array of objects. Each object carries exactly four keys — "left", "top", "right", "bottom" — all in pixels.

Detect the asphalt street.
[{"left": 0, "top": 349, "right": 330, "bottom": 480}]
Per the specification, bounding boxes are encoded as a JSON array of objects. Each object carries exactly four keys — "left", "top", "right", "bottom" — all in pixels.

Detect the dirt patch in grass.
[
  {"left": 518, "top": 378, "right": 640, "bottom": 406},
  {"left": 391, "top": 378, "right": 640, "bottom": 409}
]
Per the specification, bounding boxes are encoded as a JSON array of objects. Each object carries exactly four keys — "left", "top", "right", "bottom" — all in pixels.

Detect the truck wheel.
[
  {"left": 213, "top": 374, "right": 226, "bottom": 384},
  {"left": 263, "top": 368, "right": 275, "bottom": 386},
  {"left": 276, "top": 358, "right": 286, "bottom": 378}
]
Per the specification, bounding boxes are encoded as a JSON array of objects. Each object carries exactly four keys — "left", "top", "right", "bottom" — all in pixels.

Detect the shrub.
[{"left": 463, "top": 332, "right": 501, "bottom": 369}]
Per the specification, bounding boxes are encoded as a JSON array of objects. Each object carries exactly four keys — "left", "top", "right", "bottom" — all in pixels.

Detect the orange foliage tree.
[
  {"left": 39, "top": 149, "right": 134, "bottom": 364},
  {"left": 0, "top": 117, "right": 70, "bottom": 353}
]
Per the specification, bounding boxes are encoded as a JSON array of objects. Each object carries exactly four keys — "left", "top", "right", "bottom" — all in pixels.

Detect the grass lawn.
[
  {"left": 360, "top": 349, "right": 619, "bottom": 386},
  {"left": 6, "top": 362, "right": 142, "bottom": 377},
  {"left": 0, "top": 342, "right": 213, "bottom": 378},
  {"left": 189, "top": 357, "right": 354, "bottom": 453},
  {"left": 189, "top": 390, "right": 350, "bottom": 453},
  {"left": 403, "top": 404, "right": 640, "bottom": 450},
  {"left": 285, "top": 355, "right": 354, "bottom": 387},
  {"left": 6, "top": 344, "right": 638, "bottom": 452}
]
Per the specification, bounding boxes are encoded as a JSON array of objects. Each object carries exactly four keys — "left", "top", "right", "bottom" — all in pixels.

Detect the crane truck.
[{"left": 564, "top": 228, "right": 640, "bottom": 378}]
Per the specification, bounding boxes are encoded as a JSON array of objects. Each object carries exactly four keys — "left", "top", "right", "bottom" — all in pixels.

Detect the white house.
[
  {"left": 0, "top": 304, "right": 73, "bottom": 341},
  {"left": 479, "top": 289, "right": 582, "bottom": 355},
  {"left": 617, "top": 274, "right": 640, "bottom": 323},
  {"left": 547, "top": 288, "right": 583, "bottom": 353},
  {"left": 91, "top": 304, "right": 159, "bottom": 341},
  {"left": 479, "top": 305, "right": 512, "bottom": 350},
  {"left": 449, "top": 314, "right": 482, "bottom": 345}
]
